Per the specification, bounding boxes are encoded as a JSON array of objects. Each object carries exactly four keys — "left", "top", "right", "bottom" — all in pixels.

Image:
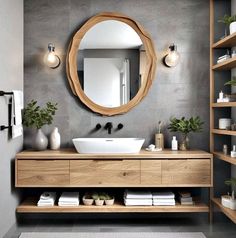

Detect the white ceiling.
[{"left": 79, "top": 20, "right": 143, "bottom": 50}]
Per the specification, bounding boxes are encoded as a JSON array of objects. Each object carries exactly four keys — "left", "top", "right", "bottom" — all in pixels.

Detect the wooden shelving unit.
[
  {"left": 212, "top": 198, "right": 236, "bottom": 223},
  {"left": 212, "top": 102, "right": 236, "bottom": 107},
  {"left": 17, "top": 197, "right": 209, "bottom": 214},
  {"left": 210, "top": 0, "right": 236, "bottom": 224},
  {"left": 212, "top": 129, "right": 236, "bottom": 136},
  {"left": 212, "top": 32, "right": 236, "bottom": 48},
  {"left": 212, "top": 57, "right": 236, "bottom": 70},
  {"left": 213, "top": 151, "right": 236, "bottom": 165}
]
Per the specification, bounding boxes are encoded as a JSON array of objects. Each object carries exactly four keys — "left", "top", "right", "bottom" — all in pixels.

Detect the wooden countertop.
[{"left": 16, "top": 148, "right": 212, "bottom": 159}]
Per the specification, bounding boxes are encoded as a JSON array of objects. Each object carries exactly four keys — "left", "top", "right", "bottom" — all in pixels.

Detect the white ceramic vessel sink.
[{"left": 72, "top": 138, "right": 145, "bottom": 154}]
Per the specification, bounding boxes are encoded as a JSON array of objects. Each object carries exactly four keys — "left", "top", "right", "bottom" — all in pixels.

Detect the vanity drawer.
[
  {"left": 141, "top": 160, "right": 161, "bottom": 185},
  {"left": 161, "top": 159, "right": 211, "bottom": 186},
  {"left": 70, "top": 160, "right": 140, "bottom": 186},
  {"left": 16, "top": 160, "right": 70, "bottom": 186}
]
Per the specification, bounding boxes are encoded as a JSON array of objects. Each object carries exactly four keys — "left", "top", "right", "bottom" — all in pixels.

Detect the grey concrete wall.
[
  {"left": 0, "top": 0, "right": 23, "bottom": 237},
  {"left": 24, "top": 0, "right": 210, "bottom": 151}
]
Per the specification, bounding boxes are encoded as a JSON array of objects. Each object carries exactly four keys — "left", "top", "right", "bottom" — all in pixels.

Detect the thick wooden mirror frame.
[{"left": 66, "top": 12, "right": 157, "bottom": 116}]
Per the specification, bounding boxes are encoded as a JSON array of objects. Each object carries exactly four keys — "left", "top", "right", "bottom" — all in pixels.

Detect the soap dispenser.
[
  {"left": 171, "top": 136, "right": 178, "bottom": 151},
  {"left": 231, "top": 145, "right": 236, "bottom": 158}
]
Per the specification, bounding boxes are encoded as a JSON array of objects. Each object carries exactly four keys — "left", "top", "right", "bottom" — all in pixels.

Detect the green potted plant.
[
  {"left": 225, "top": 77, "right": 236, "bottom": 87},
  {"left": 221, "top": 178, "right": 236, "bottom": 210},
  {"left": 218, "top": 14, "right": 236, "bottom": 36},
  {"left": 82, "top": 192, "right": 94, "bottom": 206},
  {"left": 22, "top": 100, "right": 58, "bottom": 151},
  {"left": 104, "top": 193, "right": 115, "bottom": 206},
  {"left": 168, "top": 116, "right": 204, "bottom": 150},
  {"left": 223, "top": 77, "right": 236, "bottom": 102},
  {"left": 92, "top": 192, "right": 105, "bottom": 206}
]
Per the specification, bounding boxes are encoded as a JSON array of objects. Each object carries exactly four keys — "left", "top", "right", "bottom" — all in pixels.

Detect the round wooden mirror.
[{"left": 66, "top": 12, "right": 156, "bottom": 116}]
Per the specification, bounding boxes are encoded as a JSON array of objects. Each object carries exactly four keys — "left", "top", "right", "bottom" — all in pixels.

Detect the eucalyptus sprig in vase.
[
  {"left": 22, "top": 100, "right": 58, "bottom": 151},
  {"left": 168, "top": 116, "right": 204, "bottom": 150}
]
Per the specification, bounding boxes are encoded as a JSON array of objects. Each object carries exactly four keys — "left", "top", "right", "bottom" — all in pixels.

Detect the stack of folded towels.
[
  {"left": 124, "top": 189, "right": 152, "bottom": 206},
  {"left": 152, "top": 191, "right": 175, "bottom": 206},
  {"left": 37, "top": 192, "right": 56, "bottom": 207},
  {"left": 179, "top": 191, "right": 193, "bottom": 205},
  {"left": 58, "top": 192, "right": 80, "bottom": 206}
]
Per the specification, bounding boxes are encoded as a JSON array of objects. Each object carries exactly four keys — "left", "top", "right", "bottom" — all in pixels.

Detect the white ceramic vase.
[
  {"left": 33, "top": 129, "right": 48, "bottom": 151},
  {"left": 230, "top": 22, "right": 236, "bottom": 35},
  {"left": 50, "top": 127, "right": 61, "bottom": 150}
]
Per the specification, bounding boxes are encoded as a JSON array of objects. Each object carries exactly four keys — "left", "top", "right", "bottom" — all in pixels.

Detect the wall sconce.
[
  {"left": 44, "top": 43, "right": 61, "bottom": 68},
  {"left": 163, "top": 44, "right": 180, "bottom": 67}
]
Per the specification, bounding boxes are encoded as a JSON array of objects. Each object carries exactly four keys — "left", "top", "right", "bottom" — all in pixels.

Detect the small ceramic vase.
[
  {"left": 50, "top": 127, "right": 61, "bottom": 150},
  {"left": 230, "top": 22, "right": 236, "bottom": 35},
  {"left": 33, "top": 129, "right": 48, "bottom": 151}
]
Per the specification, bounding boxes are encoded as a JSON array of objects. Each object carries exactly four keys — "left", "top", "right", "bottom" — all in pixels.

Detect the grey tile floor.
[{"left": 4, "top": 213, "right": 236, "bottom": 238}]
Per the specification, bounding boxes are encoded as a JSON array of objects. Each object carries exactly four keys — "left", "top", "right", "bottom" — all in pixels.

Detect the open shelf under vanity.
[{"left": 17, "top": 197, "right": 209, "bottom": 214}]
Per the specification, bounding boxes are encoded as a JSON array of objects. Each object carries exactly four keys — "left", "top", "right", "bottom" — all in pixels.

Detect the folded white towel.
[
  {"left": 152, "top": 191, "right": 175, "bottom": 199},
  {"left": 153, "top": 198, "right": 175, "bottom": 203},
  {"left": 124, "top": 189, "right": 152, "bottom": 199},
  {"left": 153, "top": 201, "right": 176, "bottom": 206},
  {"left": 37, "top": 201, "right": 55, "bottom": 207},
  {"left": 37, "top": 192, "right": 56, "bottom": 207},
  {"left": 58, "top": 201, "right": 79, "bottom": 207},
  {"left": 124, "top": 198, "right": 152, "bottom": 206},
  {"left": 59, "top": 192, "right": 80, "bottom": 202},
  {"left": 12, "top": 90, "right": 23, "bottom": 139}
]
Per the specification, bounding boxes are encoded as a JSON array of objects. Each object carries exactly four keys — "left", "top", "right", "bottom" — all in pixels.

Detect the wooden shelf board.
[
  {"left": 212, "top": 57, "right": 236, "bottom": 70},
  {"left": 212, "top": 129, "right": 236, "bottom": 136},
  {"left": 213, "top": 152, "right": 236, "bottom": 165},
  {"left": 16, "top": 198, "right": 209, "bottom": 213},
  {"left": 212, "top": 32, "right": 236, "bottom": 48},
  {"left": 212, "top": 198, "right": 236, "bottom": 224},
  {"left": 212, "top": 102, "right": 236, "bottom": 107}
]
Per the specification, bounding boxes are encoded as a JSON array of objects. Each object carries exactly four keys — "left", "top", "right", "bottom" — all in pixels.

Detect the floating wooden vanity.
[{"left": 15, "top": 149, "right": 213, "bottom": 216}]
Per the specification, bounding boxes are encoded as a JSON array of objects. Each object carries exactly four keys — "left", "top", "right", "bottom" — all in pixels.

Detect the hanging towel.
[{"left": 12, "top": 90, "right": 23, "bottom": 138}]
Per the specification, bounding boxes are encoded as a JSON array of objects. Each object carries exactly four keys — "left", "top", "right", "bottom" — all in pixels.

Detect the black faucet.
[{"left": 104, "top": 122, "right": 113, "bottom": 134}]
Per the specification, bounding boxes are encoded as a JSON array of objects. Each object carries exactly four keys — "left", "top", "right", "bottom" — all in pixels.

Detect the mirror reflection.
[{"left": 77, "top": 20, "right": 147, "bottom": 108}]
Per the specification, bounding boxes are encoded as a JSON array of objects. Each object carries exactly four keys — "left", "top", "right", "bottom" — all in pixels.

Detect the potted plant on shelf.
[
  {"left": 225, "top": 77, "right": 236, "bottom": 87},
  {"left": 221, "top": 178, "right": 236, "bottom": 210},
  {"left": 92, "top": 192, "right": 105, "bottom": 206},
  {"left": 223, "top": 77, "right": 236, "bottom": 102},
  {"left": 168, "top": 116, "right": 204, "bottom": 150},
  {"left": 22, "top": 100, "right": 58, "bottom": 151},
  {"left": 104, "top": 194, "right": 115, "bottom": 206},
  {"left": 218, "top": 14, "right": 236, "bottom": 36},
  {"left": 82, "top": 193, "right": 94, "bottom": 206}
]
